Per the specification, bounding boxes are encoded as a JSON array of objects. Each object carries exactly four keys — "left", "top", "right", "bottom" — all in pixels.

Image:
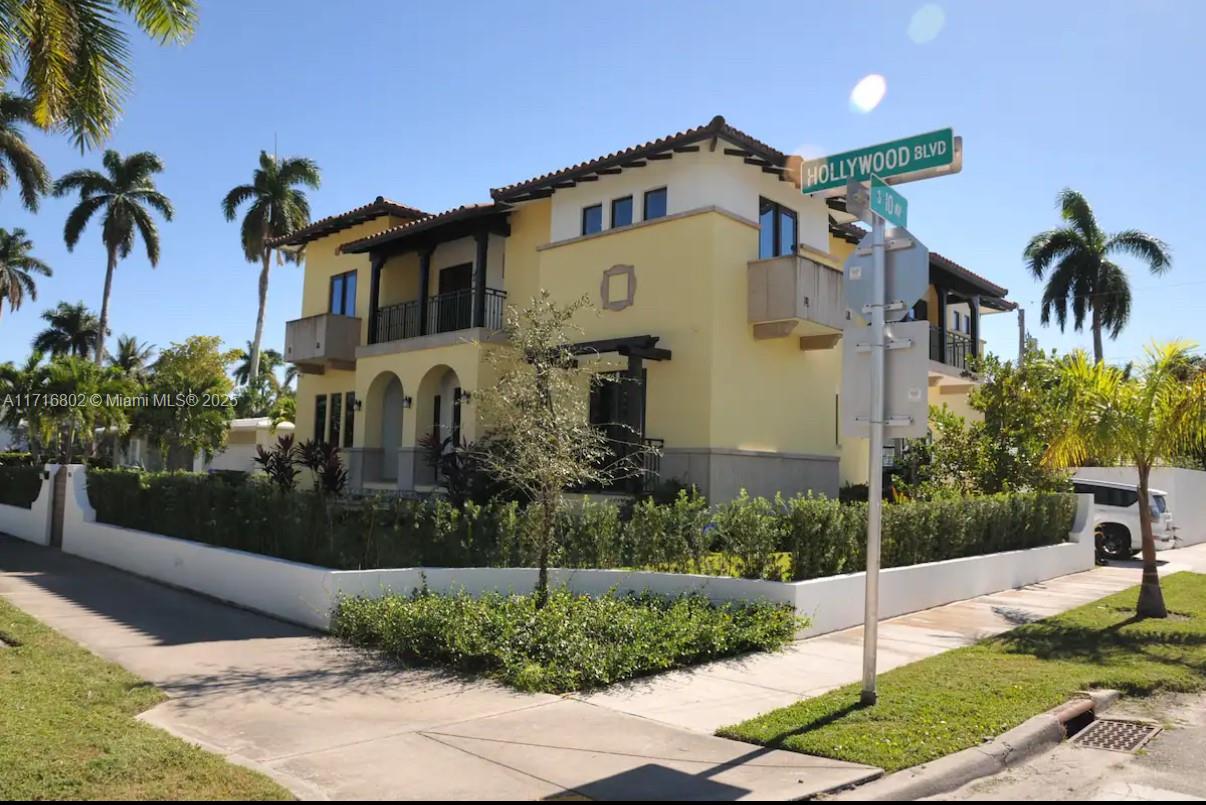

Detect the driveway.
[{"left": 0, "top": 536, "right": 877, "bottom": 801}]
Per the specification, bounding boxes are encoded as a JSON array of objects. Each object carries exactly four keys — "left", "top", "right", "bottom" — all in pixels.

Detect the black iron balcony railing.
[
  {"left": 641, "top": 437, "right": 664, "bottom": 492},
  {"left": 372, "top": 288, "right": 506, "bottom": 345},
  {"left": 929, "top": 325, "right": 974, "bottom": 371}
]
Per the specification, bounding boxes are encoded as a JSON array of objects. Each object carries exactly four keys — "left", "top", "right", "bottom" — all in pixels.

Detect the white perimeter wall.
[
  {"left": 1074, "top": 466, "right": 1206, "bottom": 546},
  {"left": 52, "top": 466, "right": 1098, "bottom": 637},
  {"left": 0, "top": 465, "right": 58, "bottom": 545}
]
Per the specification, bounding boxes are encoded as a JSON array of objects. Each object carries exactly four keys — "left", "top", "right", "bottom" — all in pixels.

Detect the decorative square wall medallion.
[{"left": 601, "top": 264, "right": 636, "bottom": 311}]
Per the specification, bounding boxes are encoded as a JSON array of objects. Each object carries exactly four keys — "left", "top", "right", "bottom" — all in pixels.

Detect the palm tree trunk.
[
  {"left": 248, "top": 248, "right": 271, "bottom": 383},
  {"left": 1091, "top": 305, "right": 1104, "bottom": 364},
  {"left": 1135, "top": 463, "right": 1167, "bottom": 618},
  {"left": 95, "top": 246, "right": 117, "bottom": 365}
]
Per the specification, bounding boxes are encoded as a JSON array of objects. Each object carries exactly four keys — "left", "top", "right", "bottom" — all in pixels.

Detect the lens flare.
[
  {"left": 849, "top": 74, "right": 887, "bottom": 113},
  {"left": 908, "top": 4, "right": 946, "bottom": 44}
]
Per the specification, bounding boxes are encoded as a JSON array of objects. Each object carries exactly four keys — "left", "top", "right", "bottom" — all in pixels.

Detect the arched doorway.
[
  {"left": 415, "top": 364, "right": 462, "bottom": 485},
  {"left": 364, "top": 371, "right": 405, "bottom": 482}
]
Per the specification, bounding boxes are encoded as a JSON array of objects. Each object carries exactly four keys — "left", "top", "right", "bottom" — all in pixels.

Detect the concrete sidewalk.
[
  {"left": 0, "top": 536, "right": 876, "bottom": 801},
  {"left": 579, "top": 544, "right": 1206, "bottom": 734}
]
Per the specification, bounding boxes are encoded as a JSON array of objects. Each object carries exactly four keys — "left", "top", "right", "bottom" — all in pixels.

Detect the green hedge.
[
  {"left": 85, "top": 469, "right": 1077, "bottom": 581},
  {"left": 0, "top": 451, "right": 34, "bottom": 466},
  {"left": 333, "top": 589, "right": 801, "bottom": 692},
  {"left": 0, "top": 466, "right": 43, "bottom": 509}
]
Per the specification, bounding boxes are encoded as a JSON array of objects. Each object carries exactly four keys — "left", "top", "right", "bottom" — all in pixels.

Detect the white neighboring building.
[{"left": 117, "top": 418, "right": 295, "bottom": 473}]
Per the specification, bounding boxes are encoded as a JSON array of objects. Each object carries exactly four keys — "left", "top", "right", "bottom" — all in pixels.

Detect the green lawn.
[
  {"left": 719, "top": 571, "right": 1206, "bottom": 773},
  {"left": 0, "top": 599, "right": 292, "bottom": 801}
]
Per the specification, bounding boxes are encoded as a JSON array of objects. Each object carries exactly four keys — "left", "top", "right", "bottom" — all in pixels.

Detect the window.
[
  {"left": 329, "top": 271, "right": 357, "bottom": 316},
  {"left": 964, "top": 313, "right": 972, "bottom": 334},
  {"left": 313, "top": 395, "right": 327, "bottom": 442},
  {"left": 758, "top": 197, "right": 798, "bottom": 259},
  {"left": 582, "top": 204, "right": 603, "bottom": 236},
  {"left": 643, "top": 187, "right": 667, "bottom": 221},
  {"left": 611, "top": 195, "right": 633, "bottom": 228},
  {"left": 328, "top": 392, "right": 342, "bottom": 447},
  {"left": 452, "top": 388, "right": 463, "bottom": 445},
  {"left": 953, "top": 311, "right": 962, "bottom": 332},
  {"left": 432, "top": 394, "right": 441, "bottom": 438},
  {"left": 343, "top": 392, "right": 355, "bottom": 448}
]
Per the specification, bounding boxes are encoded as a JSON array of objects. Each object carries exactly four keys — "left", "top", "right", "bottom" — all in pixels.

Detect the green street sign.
[
  {"left": 801, "top": 128, "right": 959, "bottom": 194},
  {"left": 870, "top": 174, "right": 907, "bottom": 227}
]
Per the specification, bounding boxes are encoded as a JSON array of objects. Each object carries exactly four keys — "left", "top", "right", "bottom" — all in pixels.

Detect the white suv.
[{"left": 1072, "top": 478, "right": 1177, "bottom": 560}]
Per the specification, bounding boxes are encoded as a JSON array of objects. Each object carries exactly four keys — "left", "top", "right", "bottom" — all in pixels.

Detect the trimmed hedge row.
[
  {"left": 0, "top": 466, "right": 43, "bottom": 509},
  {"left": 333, "top": 589, "right": 801, "bottom": 692},
  {"left": 85, "top": 469, "right": 1077, "bottom": 582}
]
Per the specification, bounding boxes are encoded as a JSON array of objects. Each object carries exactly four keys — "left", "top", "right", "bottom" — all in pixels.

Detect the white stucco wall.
[
  {"left": 1073, "top": 466, "right": 1206, "bottom": 546},
  {"left": 57, "top": 468, "right": 1096, "bottom": 636},
  {"left": 0, "top": 464, "right": 58, "bottom": 546}
]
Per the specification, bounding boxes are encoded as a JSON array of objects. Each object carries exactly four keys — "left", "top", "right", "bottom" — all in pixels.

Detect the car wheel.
[{"left": 1098, "top": 526, "right": 1131, "bottom": 560}]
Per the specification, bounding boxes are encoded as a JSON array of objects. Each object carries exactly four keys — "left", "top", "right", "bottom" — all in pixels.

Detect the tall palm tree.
[
  {"left": 1024, "top": 189, "right": 1172, "bottom": 363},
  {"left": 53, "top": 150, "right": 173, "bottom": 365},
  {"left": 109, "top": 334, "right": 155, "bottom": 377},
  {"left": 0, "top": 1, "right": 197, "bottom": 149},
  {"left": 0, "top": 227, "right": 52, "bottom": 321},
  {"left": 230, "top": 341, "right": 292, "bottom": 387},
  {"left": 33, "top": 301, "right": 102, "bottom": 358},
  {"left": 222, "top": 152, "right": 320, "bottom": 384},
  {"left": 1047, "top": 342, "right": 1206, "bottom": 618},
  {"left": 0, "top": 93, "right": 50, "bottom": 210}
]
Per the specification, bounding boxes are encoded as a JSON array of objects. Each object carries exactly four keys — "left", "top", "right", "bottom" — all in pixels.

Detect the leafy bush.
[
  {"left": 0, "top": 451, "right": 34, "bottom": 467},
  {"left": 332, "top": 588, "right": 802, "bottom": 692},
  {"left": 0, "top": 466, "right": 43, "bottom": 508},
  {"left": 85, "top": 469, "right": 1077, "bottom": 581}
]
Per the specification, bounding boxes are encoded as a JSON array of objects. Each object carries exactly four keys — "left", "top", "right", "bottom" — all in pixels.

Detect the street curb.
[{"left": 828, "top": 690, "right": 1120, "bottom": 801}]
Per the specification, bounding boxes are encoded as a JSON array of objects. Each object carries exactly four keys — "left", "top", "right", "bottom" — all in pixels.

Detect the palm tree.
[
  {"left": 33, "top": 301, "right": 102, "bottom": 359},
  {"left": 1024, "top": 189, "right": 1172, "bottom": 363},
  {"left": 109, "top": 334, "right": 155, "bottom": 376},
  {"left": 0, "top": 93, "right": 50, "bottom": 210},
  {"left": 1047, "top": 342, "right": 1206, "bottom": 618},
  {"left": 222, "top": 152, "right": 320, "bottom": 384},
  {"left": 231, "top": 341, "right": 283, "bottom": 386},
  {"left": 0, "top": 2, "right": 197, "bottom": 149},
  {"left": 0, "top": 228, "right": 52, "bottom": 321},
  {"left": 53, "top": 150, "right": 173, "bottom": 365}
]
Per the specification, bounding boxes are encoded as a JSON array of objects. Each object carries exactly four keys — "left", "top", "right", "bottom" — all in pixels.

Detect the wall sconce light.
[
  {"left": 353, "top": 399, "right": 363, "bottom": 412},
  {"left": 458, "top": 390, "right": 473, "bottom": 405},
  {"left": 402, "top": 396, "right": 413, "bottom": 409}
]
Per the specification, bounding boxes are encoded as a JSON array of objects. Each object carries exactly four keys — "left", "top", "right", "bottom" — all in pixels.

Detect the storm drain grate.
[{"left": 1072, "top": 718, "right": 1161, "bottom": 752}]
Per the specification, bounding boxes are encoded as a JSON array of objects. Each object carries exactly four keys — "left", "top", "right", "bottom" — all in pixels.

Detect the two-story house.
[{"left": 281, "top": 116, "right": 1012, "bottom": 501}]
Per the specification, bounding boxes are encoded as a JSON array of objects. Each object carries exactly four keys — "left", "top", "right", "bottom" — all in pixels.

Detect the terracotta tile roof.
[
  {"left": 931, "top": 251, "right": 1010, "bottom": 302},
  {"left": 339, "top": 203, "right": 509, "bottom": 254},
  {"left": 490, "top": 115, "right": 789, "bottom": 202},
  {"left": 267, "top": 196, "right": 428, "bottom": 248}
]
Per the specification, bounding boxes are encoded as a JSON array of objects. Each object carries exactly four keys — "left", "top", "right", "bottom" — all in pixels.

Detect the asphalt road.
[{"left": 932, "top": 692, "right": 1206, "bottom": 801}]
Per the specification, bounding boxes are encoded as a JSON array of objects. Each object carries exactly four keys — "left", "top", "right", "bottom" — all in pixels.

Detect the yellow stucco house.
[{"left": 280, "top": 116, "right": 1012, "bottom": 500}]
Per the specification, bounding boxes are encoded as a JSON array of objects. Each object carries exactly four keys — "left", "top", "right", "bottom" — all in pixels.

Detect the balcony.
[
  {"left": 747, "top": 254, "right": 846, "bottom": 348},
  {"left": 284, "top": 313, "right": 360, "bottom": 373},
  {"left": 928, "top": 325, "right": 976, "bottom": 371},
  {"left": 371, "top": 288, "right": 506, "bottom": 345}
]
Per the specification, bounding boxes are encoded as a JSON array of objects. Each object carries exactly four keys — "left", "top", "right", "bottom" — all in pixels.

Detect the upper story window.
[
  {"left": 953, "top": 311, "right": 962, "bottom": 332},
  {"left": 643, "top": 187, "right": 667, "bottom": 221},
  {"left": 611, "top": 195, "right": 633, "bottom": 228},
  {"left": 329, "top": 270, "right": 357, "bottom": 316},
  {"left": 582, "top": 204, "right": 603, "bottom": 236},
  {"left": 758, "top": 197, "right": 798, "bottom": 259}
]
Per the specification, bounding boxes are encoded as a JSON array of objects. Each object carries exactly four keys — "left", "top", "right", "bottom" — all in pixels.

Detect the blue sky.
[{"left": 1, "top": 0, "right": 1200, "bottom": 366}]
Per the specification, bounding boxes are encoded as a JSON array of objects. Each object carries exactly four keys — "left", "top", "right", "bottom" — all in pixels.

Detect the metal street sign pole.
[{"left": 861, "top": 212, "right": 887, "bottom": 706}]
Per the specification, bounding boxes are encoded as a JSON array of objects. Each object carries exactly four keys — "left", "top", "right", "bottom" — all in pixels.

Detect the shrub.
[
  {"left": 332, "top": 588, "right": 802, "bottom": 692},
  {"left": 0, "top": 451, "right": 34, "bottom": 467},
  {"left": 0, "top": 465, "right": 43, "bottom": 508},
  {"left": 84, "top": 469, "right": 1077, "bottom": 581}
]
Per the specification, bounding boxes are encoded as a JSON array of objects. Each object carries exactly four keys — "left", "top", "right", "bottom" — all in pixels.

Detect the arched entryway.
[
  {"left": 414, "top": 364, "right": 462, "bottom": 485},
  {"left": 364, "top": 370, "right": 405, "bottom": 482}
]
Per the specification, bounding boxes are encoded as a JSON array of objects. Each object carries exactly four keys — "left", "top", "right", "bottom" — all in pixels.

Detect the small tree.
[
  {"left": 474, "top": 291, "right": 640, "bottom": 606},
  {"left": 135, "top": 336, "right": 237, "bottom": 464},
  {"left": 1046, "top": 342, "right": 1206, "bottom": 618}
]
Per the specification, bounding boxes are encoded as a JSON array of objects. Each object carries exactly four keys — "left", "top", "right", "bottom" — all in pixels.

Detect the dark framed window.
[
  {"left": 313, "top": 395, "right": 327, "bottom": 442},
  {"left": 328, "top": 392, "right": 342, "bottom": 447},
  {"left": 432, "top": 394, "right": 442, "bottom": 438},
  {"left": 452, "top": 388, "right": 463, "bottom": 445},
  {"left": 343, "top": 392, "right": 355, "bottom": 448},
  {"left": 758, "top": 197, "right": 798, "bottom": 259},
  {"left": 329, "top": 270, "right": 357, "bottom": 316},
  {"left": 643, "top": 187, "right": 667, "bottom": 221},
  {"left": 611, "top": 195, "right": 633, "bottom": 228},
  {"left": 953, "top": 311, "right": 962, "bottom": 332},
  {"left": 582, "top": 204, "right": 603, "bottom": 236}
]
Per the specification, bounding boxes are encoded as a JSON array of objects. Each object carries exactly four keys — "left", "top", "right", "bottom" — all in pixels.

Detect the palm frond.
[
  {"left": 1106, "top": 229, "right": 1172, "bottom": 275},
  {"left": 62, "top": 194, "right": 107, "bottom": 249},
  {"left": 1057, "top": 188, "right": 1101, "bottom": 245}
]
